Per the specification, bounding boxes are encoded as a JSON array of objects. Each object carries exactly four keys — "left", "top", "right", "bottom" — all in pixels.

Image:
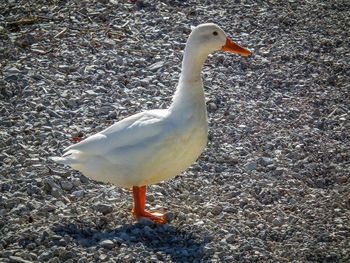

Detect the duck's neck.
[
  {"left": 180, "top": 43, "right": 209, "bottom": 83},
  {"left": 170, "top": 43, "right": 210, "bottom": 112}
]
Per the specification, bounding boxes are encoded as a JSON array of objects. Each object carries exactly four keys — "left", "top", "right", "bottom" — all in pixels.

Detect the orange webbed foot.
[
  {"left": 134, "top": 210, "right": 167, "bottom": 224},
  {"left": 132, "top": 186, "right": 167, "bottom": 224}
]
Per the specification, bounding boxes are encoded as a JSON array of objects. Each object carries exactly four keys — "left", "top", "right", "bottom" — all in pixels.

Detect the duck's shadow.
[{"left": 52, "top": 222, "right": 210, "bottom": 262}]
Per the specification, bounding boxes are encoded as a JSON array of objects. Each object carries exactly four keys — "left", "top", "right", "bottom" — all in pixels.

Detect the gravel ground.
[{"left": 1, "top": 0, "right": 349, "bottom": 262}]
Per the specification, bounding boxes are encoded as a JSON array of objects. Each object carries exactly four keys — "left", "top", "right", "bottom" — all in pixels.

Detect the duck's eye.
[{"left": 213, "top": 31, "right": 218, "bottom": 36}]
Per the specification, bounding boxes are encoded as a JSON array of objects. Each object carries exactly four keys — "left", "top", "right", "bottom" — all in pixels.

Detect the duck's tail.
[{"left": 50, "top": 150, "right": 81, "bottom": 165}]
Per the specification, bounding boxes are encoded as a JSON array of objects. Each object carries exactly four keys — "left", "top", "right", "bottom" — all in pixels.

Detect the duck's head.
[{"left": 188, "top": 23, "right": 251, "bottom": 56}]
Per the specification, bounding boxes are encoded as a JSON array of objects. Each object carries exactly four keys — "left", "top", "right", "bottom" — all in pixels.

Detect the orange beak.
[{"left": 221, "top": 37, "right": 251, "bottom": 55}]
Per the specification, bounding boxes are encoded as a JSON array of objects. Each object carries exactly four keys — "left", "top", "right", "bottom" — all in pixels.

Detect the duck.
[{"left": 51, "top": 23, "right": 251, "bottom": 224}]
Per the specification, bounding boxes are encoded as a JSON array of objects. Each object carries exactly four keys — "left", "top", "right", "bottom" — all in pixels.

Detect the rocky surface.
[{"left": 1, "top": 0, "right": 349, "bottom": 262}]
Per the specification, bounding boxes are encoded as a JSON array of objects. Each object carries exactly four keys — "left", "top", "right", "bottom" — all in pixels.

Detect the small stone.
[
  {"left": 79, "top": 175, "right": 89, "bottom": 184},
  {"left": 142, "top": 225, "right": 153, "bottom": 236},
  {"left": 51, "top": 188, "right": 62, "bottom": 198},
  {"left": 47, "top": 109, "right": 61, "bottom": 118},
  {"left": 15, "top": 34, "right": 36, "bottom": 47},
  {"left": 177, "top": 211, "right": 186, "bottom": 221},
  {"left": 315, "top": 178, "right": 326, "bottom": 188},
  {"left": 100, "top": 239, "right": 114, "bottom": 249},
  {"left": 239, "top": 198, "right": 248, "bottom": 208},
  {"left": 60, "top": 180, "right": 73, "bottom": 191},
  {"left": 57, "top": 238, "right": 67, "bottom": 246},
  {"left": 225, "top": 234, "right": 236, "bottom": 244},
  {"left": 26, "top": 243, "right": 36, "bottom": 250},
  {"left": 312, "top": 108, "right": 321, "bottom": 117},
  {"left": 138, "top": 217, "right": 155, "bottom": 226},
  {"left": 94, "top": 203, "right": 113, "bottom": 215},
  {"left": 77, "top": 238, "right": 92, "bottom": 247},
  {"left": 48, "top": 257, "right": 61, "bottom": 263},
  {"left": 214, "top": 166, "right": 223, "bottom": 173},
  {"left": 133, "top": 0, "right": 149, "bottom": 9},
  {"left": 216, "top": 54, "right": 226, "bottom": 63},
  {"left": 258, "top": 157, "right": 273, "bottom": 166},
  {"left": 336, "top": 176, "right": 348, "bottom": 184},
  {"left": 86, "top": 90, "right": 97, "bottom": 95},
  {"left": 149, "top": 61, "right": 164, "bottom": 72},
  {"left": 0, "top": 106, "right": 9, "bottom": 115},
  {"left": 274, "top": 167, "right": 285, "bottom": 176},
  {"left": 140, "top": 79, "right": 150, "bottom": 86},
  {"left": 62, "top": 251, "right": 74, "bottom": 260},
  {"left": 99, "top": 254, "right": 108, "bottom": 261},
  {"left": 43, "top": 178, "right": 60, "bottom": 191},
  {"left": 36, "top": 104, "right": 46, "bottom": 112},
  {"left": 211, "top": 205, "right": 223, "bottom": 216},
  {"left": 8, "top": 256, "right": 33, "bottom": 263},
  {"left": 203, "top": 232, "right": 214, "bottom": 242},
  {"left": 77, "top": 257, "right": 88, "bottom": 263},
  {"left": 38, "top": 251, "right": 53, "bottom": 261},
  {"left": 194, "top": 220, "right": 204, "bottom": 226},
  {"left": 246, "top": 161, "right": 257, "bottom": 171},
  {"left": 208, "top": 102, "right": 217, "bottom": 111},
  {"left": 230, "top": 157, "right": 239, "bottom": 164},
  {"left": 164, "top": 211, "right": 174, "bottom": 222},
  {"left": 72, "top": 178, "right": 81, "bottom": 187},
  {"left": 272, "top": 217, "right": 285, "bottom": 227},
  {"left": 42, "top": 203, "right": 57, "bottom": 212},
  {"left": 67, "top": 99, "right": 78, "bottom": 108},
  {"left": 72, "top": 190, "right": 84, "bottom": 198}
]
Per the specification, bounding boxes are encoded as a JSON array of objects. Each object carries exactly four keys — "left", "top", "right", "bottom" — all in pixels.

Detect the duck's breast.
[{"left": 136, "top": 108, "right": 208, "bottom": 186}]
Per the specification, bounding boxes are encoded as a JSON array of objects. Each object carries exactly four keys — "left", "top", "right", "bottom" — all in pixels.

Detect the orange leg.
[{"left": 132, "top": 186, "right": 166, "bottom": 224}]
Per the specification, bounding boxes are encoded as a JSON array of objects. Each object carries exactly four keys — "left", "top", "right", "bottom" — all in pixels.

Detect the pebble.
[
  {"left": 258, "top": 157, "right": 273, "bottom": 166},
  {"left": 48, "top": 258, "right": 61, "bottom": 263},
  {"left": 8, "top": 256, "right": 33, "bottom": 263},
  {"left": 225, "top": 234, "right": 236, "bottom": 244},
  {"left": 164, "top": 212, "right": 175, "bottom": 222},
  {"left": 272, "top": 217, "right": 285, "bottom": 227},
  {"left": 42, "top": 203, "right": 57, "bottom": 212},
  {"left": 77, "top": 257, "right": 88, "bottom": 263},
  {"left": 149, "top": 61, "right": 164, "bottom": 72},
  {"left": 211, "top": 205, "right": 223, "bottom": 216},
  {"left": 39, "top": 251, "right": 53, "bottom": 261},
  {"left": 60, "top": 180, "right": 73, "bottom": 191},
  {"left": 100, "top": 239, "right": 114, "bottom": 249},
  {"left": 208, "top": 102, "right": 218, "bottom": 111},
  {"left": 72, "top": 178, "right": 81, "bottom": 187},
  {"left": 246, "top": 161, "right": 257, "bottom": 171},
  {"left": 274, "top": 167, "right": 285, "bottom": 176},
  {"left": 94, "top": 203, "right": 113, "bottom": 215},
  {"left": 79, "top": 175, "right": 89, "bottom": 184},
  {"left": 138, "top": 217, "right": 156, "bottom": 226}
]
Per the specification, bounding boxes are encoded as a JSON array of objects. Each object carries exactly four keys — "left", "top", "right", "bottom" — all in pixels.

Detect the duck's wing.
[{"left": 63, "top": 110, "right": 169, "bottom": 157}]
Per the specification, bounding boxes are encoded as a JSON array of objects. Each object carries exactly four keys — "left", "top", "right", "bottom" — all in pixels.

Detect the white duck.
[{"left": 51, "top": 23, "right": 251, "bottom": 224}]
